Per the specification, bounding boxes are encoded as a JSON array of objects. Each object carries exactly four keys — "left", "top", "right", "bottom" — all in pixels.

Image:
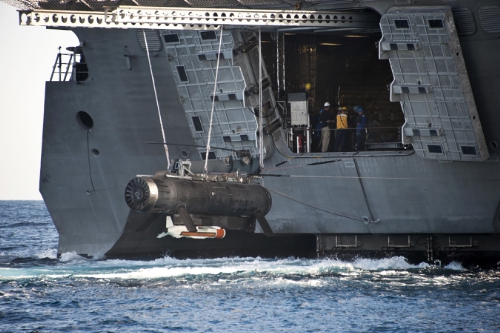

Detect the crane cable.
[
  {"left": 204, "top": 25, "right": 224, "bottom": 175},
  {"left": 258, "top": 28, "right": 264, "bottom": 169},
  {"left": 143, "top": 30, "right": 170, "bottom": 170}
]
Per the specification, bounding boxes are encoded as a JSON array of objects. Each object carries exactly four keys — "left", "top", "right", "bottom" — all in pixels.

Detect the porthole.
[
  {"left": 76, "top": 111, "right": 93, "bottom": 130},
  {"left": 91, "top": 149, "right": 100, "bottom": 156},
  {"left": 181, "top": 150, "right": 189, "bottom": 158},
  {"left": 490, "top": 141, "right": 498, "bottom": 149}
]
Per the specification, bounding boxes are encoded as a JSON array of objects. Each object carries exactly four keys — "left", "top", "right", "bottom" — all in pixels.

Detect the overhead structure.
[{"left": 18, "top": 6, "right": 381, "bottom": 31}]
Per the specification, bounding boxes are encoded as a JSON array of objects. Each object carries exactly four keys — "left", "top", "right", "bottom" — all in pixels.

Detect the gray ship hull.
[{"left": 18, "top": 0, "right": 500, "bottom": 266}]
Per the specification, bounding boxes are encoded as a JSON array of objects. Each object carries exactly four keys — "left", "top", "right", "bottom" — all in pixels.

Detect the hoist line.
[
  {"left": 204, "top": 25, "right": 225, "bottom": 175},
  {"left": 143, "top": 29, "right": 170, "bottom": 170},
  {"left": 267, "top": 188, "right": 364, "bottom": 222},
  {"left": 258, "top": 28, "right": 264, "bottom": 169}
]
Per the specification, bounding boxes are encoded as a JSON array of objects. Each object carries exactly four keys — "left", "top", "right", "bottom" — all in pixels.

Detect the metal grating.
[
  {"left": 3, "top": 0, "right": 359, "bottom": 9},
  {"left": 133, "top": 0, "right": 189, "bottom": 6},
  {"left": 137, "top": 30, "right": 162, "bottom": 52},
  {"left": 163, "top": 29, "right": 280, "bottom": 162},
  {"left": 451, "top": 7, "right": 476, "bottom": 36},
  {"left": 379, "top": 6, "right": 489, "bottom": 162},
  {"left": 478, "top": 5, "right": 500, "bottom": 34},
  {"left": 185, "top": 0, "right": 240, "bottom": 7},
  {"left": 78, "top": 0, "right": 121, "bottom": 11},
  {"left": 237, "top": 0, "right": 283, "bottom": 5},
  {"left": 163, "top": 30, "right": 257, "bottom": 160}
]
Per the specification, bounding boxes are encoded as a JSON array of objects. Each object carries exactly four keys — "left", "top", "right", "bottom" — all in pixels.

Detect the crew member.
[
  {"left": 319, "top": 102, "right": 333, "bottom": 152},
  {"left": 356, "top": 107, "right": 367, "bottom": 151},
  {"left": 334, "top": 106, "right": 348, "bottom": 152}
]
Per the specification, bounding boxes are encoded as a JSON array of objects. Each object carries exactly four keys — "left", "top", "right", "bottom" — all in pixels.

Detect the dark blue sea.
[{"left": 1, "top": 201, "right": 500, "bottom": 332}]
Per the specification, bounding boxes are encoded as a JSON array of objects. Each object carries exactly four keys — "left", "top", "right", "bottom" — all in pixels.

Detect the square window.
[
  {"left": 461, "top": 146, "right": 477, "bottom": 155},
  {"left": 163, "top": 34, "right": 180, "bottom": 43},
  {"left": 428, "top": 145, "right": 443, "bottom": 153},
  {"left": 395, "top": 19, "right": 409, "bottom": 28},
  {"left": 201, "top": 151, "right": 217, "bottom": 160},
  {"left": 429, "top": 20, "right": 444, "bottom": 28},
  {"left": 200, "top": 31, "right": 217, "bottom": 40}
]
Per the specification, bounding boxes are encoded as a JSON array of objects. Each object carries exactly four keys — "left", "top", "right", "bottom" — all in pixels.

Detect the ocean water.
[{"left": 1, "top": 201, "right": 500, "bottom": 333}]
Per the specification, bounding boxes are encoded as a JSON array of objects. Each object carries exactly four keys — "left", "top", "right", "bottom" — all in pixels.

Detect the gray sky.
[{"left": 0, "top": 2, "right": 78, "bottom": 199}]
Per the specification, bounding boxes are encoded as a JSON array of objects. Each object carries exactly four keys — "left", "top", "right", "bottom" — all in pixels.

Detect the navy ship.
[{"left": 3, "top": 0, "right": 500, "bottom": 266}]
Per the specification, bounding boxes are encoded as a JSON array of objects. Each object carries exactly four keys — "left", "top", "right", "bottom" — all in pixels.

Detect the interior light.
[
  {"left": 344, "top": 35, "right": 369, "bottom": 38},
  {"left": 319, "top": 42, "right": 342, "bottom": 46}
]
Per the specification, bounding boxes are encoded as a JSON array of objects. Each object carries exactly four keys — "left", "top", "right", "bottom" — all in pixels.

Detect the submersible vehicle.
[{"left": 4, "top": 0, "right": 500, "bottom": 266}]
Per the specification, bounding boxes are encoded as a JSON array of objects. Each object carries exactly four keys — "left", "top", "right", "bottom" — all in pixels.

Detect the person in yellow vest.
[{"left": 333, "top": 106, "right": 349, "bottom": 152}]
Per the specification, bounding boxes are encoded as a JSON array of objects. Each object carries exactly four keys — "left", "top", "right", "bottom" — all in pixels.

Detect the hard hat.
[
  {"left": 357, "top": 107, "right": 364, "bottom": 113},
  {"left": 341, "top": 106, "right": 347, "bottom": 111},
  {"left": 353, "top": 105, "right": 360, "bottom": 112},
  {"left": 305, "top": 83, "right": 311, "bottom": 90},
  {"left": 324, "top": 102, "right": 330, "bottom": 107}
]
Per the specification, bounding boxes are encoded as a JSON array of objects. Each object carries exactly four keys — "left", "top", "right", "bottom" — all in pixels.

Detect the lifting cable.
[
  {"left": 258, "top": 28, "right": 265, "bottom": 169},
  {"left": 267, "top": 188, "right": 365, "bottom": 222},
  {"left": 204, "top": 25, "right": 225, "bottom": 174},
  {"left": 143, "top": 30, "right": 170, "bottom": 170}
]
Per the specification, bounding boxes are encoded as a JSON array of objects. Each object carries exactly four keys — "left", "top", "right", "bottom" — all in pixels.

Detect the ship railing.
[
  {"left": 50, "top": 47, "right": 73, "bottom": 81},
  {"left": 289, "top": 125, "right": 408, "bottom": 153},
  {"left": 50, "top": 46, "right": 89, "bottom": 82}
]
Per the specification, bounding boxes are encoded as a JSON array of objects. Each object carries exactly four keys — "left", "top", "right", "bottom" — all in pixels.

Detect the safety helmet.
[
  {"left": 353, "top": 105, "right": 360, "bottom": 112},
  {"left": 357, "top": 107, "right": 364, "bottom": 113},
  {"left": 341, "top": 106, "right": 347, "bottom": 111},
  {"left": 305, "top": 83, "right": 311, "bottom": 90},
  {"left": 324, "top": 102, "right": 330, "bottom": 107}
]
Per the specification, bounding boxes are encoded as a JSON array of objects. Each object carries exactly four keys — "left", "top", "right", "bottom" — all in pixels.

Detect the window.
[
  {"left": 200, "top": 31, "right": 217, "bottom": 40},
  {"left": 192, "top": 116, "right": 203, "bottom": 132},
  {"left": 177, "top": 66, "right": 188, "bottom": 82},
  {"left": 428, "top": 145, "right": 443, "bottom": 154},
  {"left": 428, "top": 20, "right": 444, "bottom": 29},
  {"left": 394, "top": 19, "right": 409, "bottom": 29},
  {"left": 201, "top": 152, "right": 217, "bottom": 160},
  {"left": 461, "top": 146, "right": 477, "bottom": 155},
  {"left": 163, "top": 34, "right": 180, "bottom": 43}
]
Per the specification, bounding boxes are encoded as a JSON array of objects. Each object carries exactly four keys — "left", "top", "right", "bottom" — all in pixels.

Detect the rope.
[
  {"left": 204, "top": 26, "right": 224, "bottom": 174},
  {"left": 353, "top": 157, "right": 377, "bottom": 223},
  {"left": 258, "top": 28, "right": 264, "bottom": 169},
  {"left": 143, "top": 30, "right": 170, "bottom": 169},
  {"left": 267, "top": 188, "right": 364, "bottom": 222}
]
